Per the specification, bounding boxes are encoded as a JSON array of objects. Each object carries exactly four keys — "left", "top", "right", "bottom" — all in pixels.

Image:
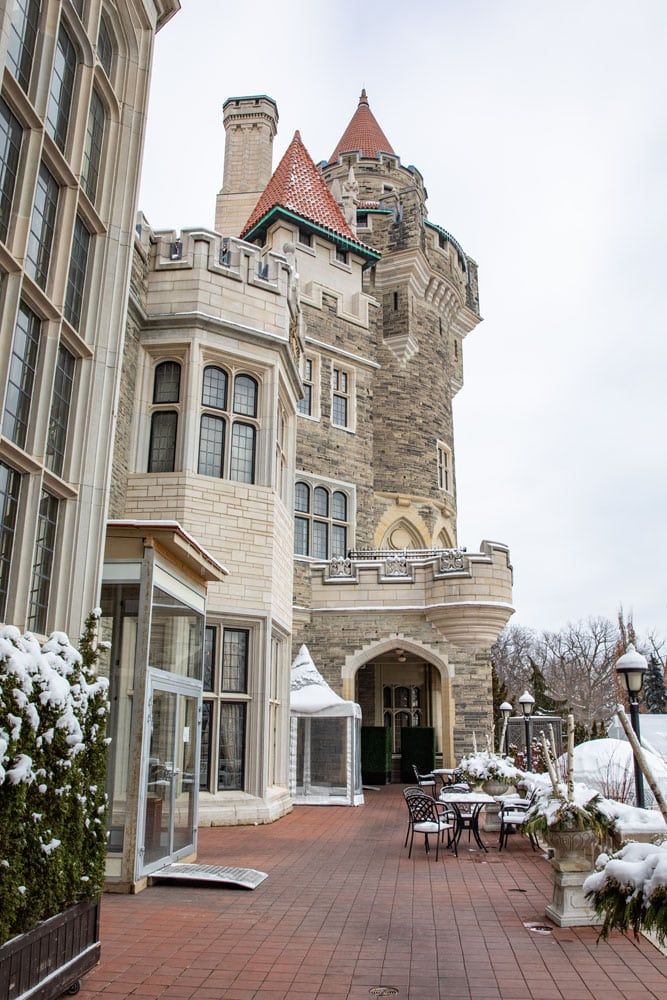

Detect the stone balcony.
[{"left": 307, "top": 539, "right": 514, "bottom": 647}]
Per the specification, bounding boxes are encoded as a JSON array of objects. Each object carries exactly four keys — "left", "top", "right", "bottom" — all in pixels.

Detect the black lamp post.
[
  {"left": 499, "top": 701, "right": 513, "bottom": 755},
  {"left": 518, "top": 690, "right": 535, "bottom": 771},
  {"left": 616, "top": 643, "right": 648, "bottom": 809}
]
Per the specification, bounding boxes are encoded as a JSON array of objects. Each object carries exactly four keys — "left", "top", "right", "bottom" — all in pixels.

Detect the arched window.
[
  {"left": 153, "top": 361, "right": 180, "bottom": 403},
  {"left": 294, "top": 481, "right": 350, "bottom": 558},
  {"left": 233, "top": 374, "right": 257, "bottom": 417},
  {"left": 97, "top": 13, "right": 114, "bottom": 78},
  {"left": 82, "top": 88, "right": 106, "bottom": 203},
  {"left": 202, "top": 366, "right": 227, "bottom": 410},
  {"left": 45, "top": 23, "right": 78, "bottom": 152},
  {"left": 198, "top": 366, "right": 259, "bottom": 484}
]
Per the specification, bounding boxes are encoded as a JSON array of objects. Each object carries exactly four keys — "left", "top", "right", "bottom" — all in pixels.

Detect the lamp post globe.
[
  {"left": 518, "top": 691, "right": 535, "bottom": 770},
  {"left": 615, "top": 644, "right": 648, "bottom": 808},
  {"left": 499, "top": 701, "right": 513, "bottom": 755}
]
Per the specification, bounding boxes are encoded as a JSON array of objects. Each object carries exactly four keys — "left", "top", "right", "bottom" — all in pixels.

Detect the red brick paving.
[{"left": 79, "top": 785, "right": 667, "bottom": 999}]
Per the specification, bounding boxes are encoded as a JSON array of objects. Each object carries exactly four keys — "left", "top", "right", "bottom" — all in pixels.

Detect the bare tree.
[
  {"left": 541, "top": 617, "right": 618, "bottom": 728},
  {"left": 490, "top": 625, "right": 544, "bottom": 703}
]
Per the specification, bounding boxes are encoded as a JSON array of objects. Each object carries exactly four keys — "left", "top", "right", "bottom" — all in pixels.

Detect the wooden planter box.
[{"left": 0, "top": 899, "right": 100, "bottom": 1000}]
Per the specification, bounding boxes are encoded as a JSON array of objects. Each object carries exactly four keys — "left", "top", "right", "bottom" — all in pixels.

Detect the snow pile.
[
  {"left": 559, "top": 738, "right": 667, "bottom": 807},
  {"left": 458, "top": 750, "right": 523, "bottom": 785},
  {"left": 524, "top": 776, "right": 618, "bottom": 837}
]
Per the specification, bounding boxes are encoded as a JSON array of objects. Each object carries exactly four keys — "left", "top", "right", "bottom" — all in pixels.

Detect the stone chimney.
[{"left": 215, "top": 95, "right": 279, "bottom": 237}]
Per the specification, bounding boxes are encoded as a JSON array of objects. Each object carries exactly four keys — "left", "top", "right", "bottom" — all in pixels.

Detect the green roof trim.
[
  {"left": 244, "top": 205, "right": 381, "bottom": 265},
  {"left": 425, "top": 220, "right": 468, "bottom": 270}
]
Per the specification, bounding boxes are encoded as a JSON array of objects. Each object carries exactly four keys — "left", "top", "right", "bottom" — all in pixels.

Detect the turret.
[{"left": 215, "top": 95, "right": 279, "bottom": 237}]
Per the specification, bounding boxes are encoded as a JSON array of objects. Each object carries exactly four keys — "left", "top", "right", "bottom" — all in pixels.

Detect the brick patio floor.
[{"left": 79, "top": 785, "right": 667, "bottom": 999}]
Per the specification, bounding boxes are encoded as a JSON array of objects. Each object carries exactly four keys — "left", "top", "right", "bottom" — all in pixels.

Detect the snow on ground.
[{"left": 558, "top": 738, "right": 667, "bottom": 808}]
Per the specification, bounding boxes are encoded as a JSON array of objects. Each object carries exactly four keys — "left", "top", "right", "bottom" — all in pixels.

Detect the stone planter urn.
[
  {"left": 543, "top": 829, "right": 602, "bottom": 927},
  {"left": 481, "top": 780, "right": 509, "bottom": 832}
]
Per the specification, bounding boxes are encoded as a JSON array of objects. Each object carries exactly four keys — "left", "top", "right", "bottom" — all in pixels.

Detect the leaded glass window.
[
  {"left": 293, "top": 481, "right": 350, "bottom": 559},
  {"left": 200, "top": 701, "right": 212, "bottom": 790},
  {"left": 82, "top": 89, "right": 105, "bottom": 203},
  {"left": 232, "top": 374, "right": 257, "bottom": 416},
  {"left": 45, "top": 345, "right": 75, "bottom": 476},
  {"left": 202, "top": 366, "right": 227, "bottom": 410},
  {"left": 25, "top": 164, "right": 58, "bottom": 289},
  {"left": 203, "top": 626, "right": 216, "bottom": 692},
  {"left": 230, "top": 422, "right": 255, "bottom": 482},
  {"left": 28, "top": 491, "right": 58, "bottom": 633},
  {"left": 148, "top": 411, "right": 177, "bottom": 472},
  {"left": 198, "top": 414, "right": 224, "bottom": 477},
  {"left": 218, "top": 702, "right": 245, "bottom": 790},
  {"left": 2, "top": 302, "right": 40, "bottom": 448},
  {"left": 64, "top": 216, "right": 91, "bottom": 329},
  {"left": 222, "top": 628, "right": 248, "bottom": 692},
  {"left": 0, "top": 99, "right": 23, "bottom": 244},
  {"left": 332, "top": 366, "right": 351, "bottom": 429},
  {"left": 45, "top": 25, "right": 77, "bottom": 152},
  {"left": 97, "top": 14, "right": 114, "bottom": 77},
  {"left": 298, "top": 357, "right": 313, "bottom": 416},
  {"left": 0, "top": 463, "right": 21, "bottom": 620},
  {"left": 153, "top": 361, "right": 180, "bottom": 403},
  {"left": 6, "top": 0, "right": 41, "bottom": 93}
]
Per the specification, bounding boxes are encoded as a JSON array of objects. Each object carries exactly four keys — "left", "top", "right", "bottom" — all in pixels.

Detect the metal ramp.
[{"left": 149, "top": 863, "right": 268, "bottom": 889}]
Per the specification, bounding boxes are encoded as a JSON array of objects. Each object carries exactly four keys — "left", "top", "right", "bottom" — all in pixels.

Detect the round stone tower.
[{"left": 323, "top": 91, "right": 481, "bottom": 551}]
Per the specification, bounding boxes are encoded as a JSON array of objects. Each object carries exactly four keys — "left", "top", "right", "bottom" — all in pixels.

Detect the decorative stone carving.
[
  {"left": 438, "top": 549, "right": 465, "bottom": 573},
  {"left": 341, "top": 165, "right": 359, "bottom": 231},
  {"left": 329, "top": 557, "right": 353, "bottom": 578},
  {"left": 383, "top": 555, "right": 409, "bottom": 577}
]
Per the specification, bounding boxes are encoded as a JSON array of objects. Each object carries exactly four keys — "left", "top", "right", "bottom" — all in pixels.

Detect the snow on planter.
[{"left": 584, "top": 838, "right": 667, "bottom": 942}]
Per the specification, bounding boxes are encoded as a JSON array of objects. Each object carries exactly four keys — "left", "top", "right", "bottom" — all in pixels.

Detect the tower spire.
[{"left": 329, "top": 90, "right": 395, "bottom": 164}]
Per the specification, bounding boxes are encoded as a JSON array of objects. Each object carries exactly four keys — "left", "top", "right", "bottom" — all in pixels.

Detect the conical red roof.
[
  {"left": 329, "top": 89, "right": 395, "bottom": 164},
  {"left": 241, "top": 130, "right": 357, "bottom": 243}
]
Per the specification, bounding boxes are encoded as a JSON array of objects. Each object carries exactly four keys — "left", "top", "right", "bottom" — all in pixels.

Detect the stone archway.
[{"left": 343, "top": 636, "right": 455, "bottom": 766}]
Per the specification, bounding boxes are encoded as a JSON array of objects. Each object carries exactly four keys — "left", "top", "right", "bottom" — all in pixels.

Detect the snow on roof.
[{"left": 290, "top": 644, "right": 360, "bottom": 717}]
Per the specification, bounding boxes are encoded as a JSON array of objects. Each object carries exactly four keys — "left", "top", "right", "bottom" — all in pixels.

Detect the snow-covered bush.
[
  {"left": 0, "top": 612, "right": 109, "bottom": 943},
  {"left": 584, "top": 839, "right": 667, "bottom": 943},
  {"left": 524, "top": 779, "right": 618, "bottom": 840},
  {"left": 458, "top": 750, "right": 523, "bottom": 786}
]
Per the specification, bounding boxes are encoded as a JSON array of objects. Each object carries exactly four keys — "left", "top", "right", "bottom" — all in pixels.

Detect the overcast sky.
[{"left": 139, "top": 0, "right": 667, "bottom": 638}]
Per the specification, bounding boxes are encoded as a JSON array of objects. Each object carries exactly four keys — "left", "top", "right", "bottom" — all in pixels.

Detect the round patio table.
[{"left": 438, "top": 791, "right": 495, "bottom": 852}]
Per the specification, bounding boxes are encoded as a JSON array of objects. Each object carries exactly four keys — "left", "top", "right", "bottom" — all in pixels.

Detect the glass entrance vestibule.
[{"left": 101, "top": 521, "right": 227, "bottom": 891}]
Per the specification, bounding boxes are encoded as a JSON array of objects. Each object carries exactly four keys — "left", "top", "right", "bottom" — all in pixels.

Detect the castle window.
[
  {"left": 393, "top": 291, "right": 398, "bottom": 311},
  {"left": 0, "top": 462, "right": 21, "bottom": 620},
  {"left": 437, "top": 441, "right": 452, "bottom": 493},
  {"left": 297, "top": 227, "right": 312, "bottom": 247},
  {"left": 27, "top": 490, "right": 59, "bottom": 633},
  {"left": 200, "top": 623, "right": 254, "bottom": 793},
  {"left": 64, "top": 216, "right": 92, "bottom": 330},
  {"left": 6, "top": 0, "right": 41, "bottom": 93},
  {"left": 45, "top": 23, "right": 78, "bottom": 152},
  {"left": 25, "top": 164, "right": 59, "bottom": 289},
  {"left": 97, "top": 15, "right": 114, "bottom": 78},
  {"left": 298, "top": 357, "right": 313, "bottom": 416},
  {"left": 356, "top": 212, "right": 368, "bottom": 228},
  {"left": 0, "top": 98, "right": 23, "bottom": 245},
  {"left": 332, "top": 365, "right": 353, "bottom": 431},
  {"left": 335, "top": 247, "right": 348, "bottom": 264},
  {"left": 2, "top": 301, "right": 41, "bottom": 449},
  {"left": 454, "top": 339, "right": 459, "bottom": 361},
  {"left": 276, "top": 403, "right": 288, "bottom": 501},
  {"left": 148, "top": 361, "right": 181, "bottom": 472},
  {"left": 198, "top": 367, "right": 259, "bottom": 484},
  {"left": 294, "top": 481, "right": 350, "bottom": 559},
  {"left": 82, "top": 89, "right": 106, "bottom": 204},
  {"left": 45, "top": 344, "right": 75, "bottom": 477}
]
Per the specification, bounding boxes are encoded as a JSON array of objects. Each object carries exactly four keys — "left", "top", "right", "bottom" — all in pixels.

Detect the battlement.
[{"left": 135, "top": 218, "right": 301, "bottom": 346}]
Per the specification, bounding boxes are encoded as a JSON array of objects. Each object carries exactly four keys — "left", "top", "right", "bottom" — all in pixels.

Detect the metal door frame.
[{"left": 136, "top": 668, "right": 202, "bottom": 879}]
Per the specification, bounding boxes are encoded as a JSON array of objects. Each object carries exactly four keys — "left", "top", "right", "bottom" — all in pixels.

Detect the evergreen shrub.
[
  {"left": 400, "top": 727, "right": 435, "bottom": 782},
  {"left": 0, "top": 611, "right": 109, "bottom": 944},
  {"left": 361, "top": 726, "right": 391, "bottom": 784}
]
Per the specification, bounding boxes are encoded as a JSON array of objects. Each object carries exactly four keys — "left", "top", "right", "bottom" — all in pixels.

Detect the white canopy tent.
[{"left": 289, "top": 645, "right": 364, "bottom": 806}]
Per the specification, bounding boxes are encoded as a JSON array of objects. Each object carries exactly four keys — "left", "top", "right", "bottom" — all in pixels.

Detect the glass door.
[{"left": 138, "top": 673, "right": 201, "bottom": 877}]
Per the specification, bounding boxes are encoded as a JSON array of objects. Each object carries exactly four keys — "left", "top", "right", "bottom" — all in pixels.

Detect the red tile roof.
[
  {"left": 241, "top": 131, "right": 360, "bottom": 244},
  {"left": 329, "top": 89, "right": 395, "bottom": 164}
]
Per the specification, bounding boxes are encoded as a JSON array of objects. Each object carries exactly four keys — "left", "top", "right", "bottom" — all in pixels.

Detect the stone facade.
[{"left": 0, "top": 0, "right": 179, "bottom": 639}]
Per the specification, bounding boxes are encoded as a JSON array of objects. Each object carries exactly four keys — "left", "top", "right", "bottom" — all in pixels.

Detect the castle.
[{"left": 0, "top": 1, "right": 512, "bottom": 891}]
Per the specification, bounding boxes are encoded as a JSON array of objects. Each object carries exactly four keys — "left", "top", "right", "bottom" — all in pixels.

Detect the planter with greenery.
[
  {"left": 0, "top": 612, "right": 109, "bottom": 998},
  {"left": 458, "top": 750, "right": 523, "bottom": 795}
]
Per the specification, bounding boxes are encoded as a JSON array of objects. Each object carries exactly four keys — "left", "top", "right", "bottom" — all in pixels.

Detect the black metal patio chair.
[
  {"left": 404, "top": 790, "right": 458, "bottom": 861},
  {"left": 412, "top": 764, "right": 437, "bottom": 797}
]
